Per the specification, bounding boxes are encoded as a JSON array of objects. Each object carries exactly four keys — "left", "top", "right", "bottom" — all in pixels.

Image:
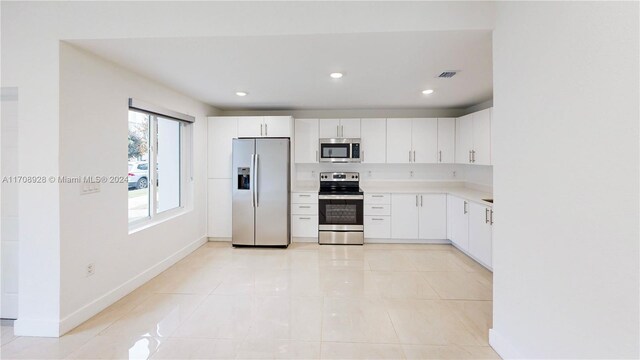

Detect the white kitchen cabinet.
[
  {"left": 417, "top": 194, "right": 447, "bottom": 239},
  {"left": 455, "top": 108, "right": 492, "bottom": 165},
  {"left": 412, "top": 118, "right": 438, "bottom": 163},
  {"left": 264, "top": 116, "right": 292, "bottom": 137},
  {"left": 237, "top": 116, "right": 265, "bottom": 137},
  {"left": 365, "top": 216, "right": 391, "bottom": 239},
  {"left": 208, "top": 178, "right": 232, "bottom": 238},
  {"left": 447, "top": 195, "right": 469, "bottom": 251},
  {"left": 391, "top": 194, "right": 420, "bottom": 239},
  {"left": 437, "top": 118, "right": 456, "bottom": 163},
  {"left": 292, "top": 215, "right": 318, "bottom": 238},
  {"left": 208, "top": 117, "right": 238, "bottom": 179},
  {"left": 340, "top": 118, "right": 361, "bottom": 138},
  {"left": 294, "top": 118, "right": 319, "bottom": 163},
  {"left": 386, "top": 119, "right": 413, "bottom": 163},
  {"left": 238, "top": 116, "right": 291, "bottom": 137},
  {"left": 472, "top": 108, "right": 492, "bottom": 165},
  {"left": 387, "top": 118, "right": 438, "bottom": 164},
  {"left": 365, "top": 193, "right": 391, "bottom": 204},
  {"left": 319, "top": 118, "right": 360, "bottom": 138},
  {"left": 468, "top": 202, "right": 493, "bottom": 268},
  {"left": 291, "top": 191, "right": 319, "bottom": 238},
  {"left": 360, "top": 118, "right": 386, "bottom": 163},
  {"left": 456, "top": 114, "right": 474, "bottom": 164}
]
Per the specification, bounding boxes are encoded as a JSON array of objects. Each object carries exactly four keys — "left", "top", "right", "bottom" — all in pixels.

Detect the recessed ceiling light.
[
  {"left": 235, "top": 91, "right": 248, "bottom": 97},
  {"left": 330, "top": 72, "right": 343, "bottom": 79},
  {"left": 422, "top": 89, "right": 434, "bottom": 95}
]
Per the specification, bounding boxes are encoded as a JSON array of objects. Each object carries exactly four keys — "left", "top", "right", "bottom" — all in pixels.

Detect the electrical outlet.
[
  {"left": 86, "top": 263, "right": 95, "bottom": 277},
  {"left": 410, "top": 170, "right": 414, "bottom": 178},
  {"left": 452, "top": 171, "right": 457, "bottom": 178},
  {"left": 368, "top": 171, "right": 372, "bottom": 177},
  {"left": 80, "top": 183, "right": 100, "bottom": 195}
]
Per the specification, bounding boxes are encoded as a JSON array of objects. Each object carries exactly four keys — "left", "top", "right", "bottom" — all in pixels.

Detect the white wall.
[
  {"left": 57, "top": 43, "right": 217, "bottom": 333},
  {"left": 491, "top": 2, "right": 639, "bottom": 358}
]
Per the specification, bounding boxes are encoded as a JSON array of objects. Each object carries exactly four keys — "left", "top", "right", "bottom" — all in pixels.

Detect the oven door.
[
  {"left": 318, "top": 195, "right": 363, "bottom": 231},
  {"left": 319, "top": 141, "right": 352, "bottom": 163}
]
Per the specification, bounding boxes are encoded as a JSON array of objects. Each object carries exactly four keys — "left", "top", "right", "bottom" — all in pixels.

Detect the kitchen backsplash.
[{"left": 295, "top": 163, "right": 493, "bottom": 188}]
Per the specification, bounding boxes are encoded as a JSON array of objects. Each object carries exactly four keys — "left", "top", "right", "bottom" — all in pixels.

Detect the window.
[{"left": 127, "top": 99, "right": 193, "bottom": 226}]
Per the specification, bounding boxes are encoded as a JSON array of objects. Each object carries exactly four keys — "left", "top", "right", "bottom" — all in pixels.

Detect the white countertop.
[{"left": 292, "top": 181, "right": 493, "bottom": 207}]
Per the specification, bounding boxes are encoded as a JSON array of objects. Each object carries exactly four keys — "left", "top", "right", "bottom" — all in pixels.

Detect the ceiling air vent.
[{"left": 437, "top": 71, "right": 458, "bottom": 78}]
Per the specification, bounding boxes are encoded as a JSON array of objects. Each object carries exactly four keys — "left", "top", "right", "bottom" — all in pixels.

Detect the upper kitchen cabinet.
[
  {"left": 386, "top": 118, "right": 438, "bottom": 163},
  {"left": 411, "top": 118, "right": 438, "bottom": 163},
  {"left": 238, "top": 116, "right": 292, "bottom": 138},
  {"left": 208, "top": 117, "right": 238, "bottom": 179},
  {"left": 360, "top": 118, "right": 386, "bottom": 163},
  {"left": 319, "top": 118, "right": 360, "bottom": 138},
  {"left": 472, "top": 108, "right": 492, "bottom": 165},
  {"left": 456, "top": 114, "right": 474, "bottom": 164},
  {"left": 455, "top": 108, "right": 492, "bottom": 165},
  {"left": 386, "top": 118, "right": 413, "bottom": 163},
  {"left": 294, "top": 118, "right": 319, "bottom": 163},
  {"left": 437, "top": 118, "right": 456, "bottom": 163}
]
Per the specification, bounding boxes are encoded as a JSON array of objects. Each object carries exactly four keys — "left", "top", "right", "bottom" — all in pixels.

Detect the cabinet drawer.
[
  {"left": 292, "top": 215, "right": 318, "bottom": 238},
  {"left": 292, "top": 203, "right": 317, "bottom": 215},
  {"left": 365, "top": 193, "right": 391, "bottom": 204},
  {"left": 291, "top": 192, "right": 318, "bottom": 204},
  {"left": 364, "top": 216, "right": 391, "bottom": 239},
  {"left": 364, "top": 204, "right": 391, "bottom": 216}
]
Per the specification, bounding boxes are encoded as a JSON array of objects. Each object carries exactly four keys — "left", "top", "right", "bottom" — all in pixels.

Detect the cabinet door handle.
[
  {"left": 420, "top": 195, "right": 423, "bottom": 207},
  {"left": 260, "top": 123, "right": 263, "bottom": 136},
  {"left": 469, "top": 150, "right": 472, "bottom": 163},
  {"left": 362, "top": 150, "right": 364, "bottom": 162},
  {"left": 372, "top": 218, "right": 384, "bottom": 221},
  {"left": 439, "top": 150, "right": 442, "bottom": 163},
  {"left": 485, "top": 208, "right": 490, "bottom": 224},
  {"left": 463, "top": 201, "right": 468, "bottom": 214},
  {"left": 371, "top": 206, "right": 384, "bottom": 209},
  {"left": 299, "top": 194, "right": 311, "bottom": 197},
  {"left": 299, "top": 217, "right": 311, "bottom": 220},
  {"left": 265, "top": 123, "right": 268, "bottom": 136},
  {"left": 413, "top": 150, "right": 416, "bottom": 163},
  {"left": 299, "top": 205, "right": 311, "bottom": 208},
  {"left": 472, "top": 150, "right": 476, "bottom": 163},
  {"left": 371, "top": 195, "right": 384, "bottom": 198},
  {"left": 490, "top": 209, "right": 494, "bottom": 225}
]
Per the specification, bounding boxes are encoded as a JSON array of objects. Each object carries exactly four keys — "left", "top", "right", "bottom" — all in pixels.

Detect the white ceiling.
[{"left": 72, "top": 30, "right": 492, "bottom": 110}]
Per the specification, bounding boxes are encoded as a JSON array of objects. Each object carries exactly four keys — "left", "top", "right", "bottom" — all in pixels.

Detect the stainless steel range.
[{"left": 318, "top": 172, "right": 364, "bottom": 245}]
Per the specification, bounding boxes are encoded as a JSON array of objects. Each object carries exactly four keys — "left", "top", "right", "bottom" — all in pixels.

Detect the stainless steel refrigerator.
[{"left": 232, "top": 138, "right": 290, "bottom": 247}]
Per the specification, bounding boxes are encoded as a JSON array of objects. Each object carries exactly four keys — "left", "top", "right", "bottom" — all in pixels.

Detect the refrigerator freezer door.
[
  {"left": 255, "top": 139, "right": 290, "bottom": 246},
  {"left": 232, "top": 139, "right": 256, "bottom": 246}
]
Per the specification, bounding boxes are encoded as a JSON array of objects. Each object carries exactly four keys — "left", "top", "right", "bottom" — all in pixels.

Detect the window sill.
[{"left": 128, "top": 207, "right": 190, "bottom": 235}]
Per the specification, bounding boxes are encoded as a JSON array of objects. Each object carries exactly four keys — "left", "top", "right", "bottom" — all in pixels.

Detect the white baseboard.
[
  {"left": 292, "top": 237, "right": 318, "bottom": 243},
  {"left": 489, "top": 328, "right": 521, "bottom": 359},
  {"left": 55, "top": 235, "right": 207, "bottom": 336},
  {"left": 207, "top": 237, "right": 231, "bottom": 242},
  {"left": 364, "top": 238, "right": 451, "bottom": 244},
  {"left": 450, "top": 242, "right": 493, "bottom": 271}
]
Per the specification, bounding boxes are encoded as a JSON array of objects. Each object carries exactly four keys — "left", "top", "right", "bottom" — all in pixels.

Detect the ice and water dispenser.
[{"left": 237, "top": 167, "right": 250, "bottom": 190}]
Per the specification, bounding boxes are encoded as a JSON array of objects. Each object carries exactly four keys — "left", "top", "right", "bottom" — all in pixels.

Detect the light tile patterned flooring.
[{"left": 0, "top": 242, "right": 499, "bottom": 359}]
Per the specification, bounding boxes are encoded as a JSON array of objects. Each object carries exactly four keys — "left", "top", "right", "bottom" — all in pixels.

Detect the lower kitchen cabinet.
[
  {"left": 291, "top": 192, "right": 318, "bottom": 238},
  {"left": 468, "top": 202, "right": 493, "bottom": 268},
  {"left": 292, "top": 215, "right": 318, "bottom": 238},
  {"left": 447, "top": 195, "right": 469, "bottom": 251},
  {"left": 208, "top": 178, "right": 232, "bottom": 238},
  {"left": 391, "top": 193, "right": 447, "bottom": 240},
  {"left": 365, "top": 216, "right": 391, "bottom": 239}
]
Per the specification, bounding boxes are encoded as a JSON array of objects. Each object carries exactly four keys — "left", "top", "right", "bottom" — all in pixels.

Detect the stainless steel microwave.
[{"left": 319, "top": 138, "right": 361, "bottom": 163}]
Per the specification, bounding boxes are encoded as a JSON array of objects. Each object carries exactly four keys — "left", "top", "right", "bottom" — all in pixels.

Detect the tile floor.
[{"left": 0, "top": 242, "right": 499, "bottom": 359}]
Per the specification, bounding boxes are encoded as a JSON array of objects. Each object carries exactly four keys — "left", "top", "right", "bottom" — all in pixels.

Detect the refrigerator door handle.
[
  {"left": 250, "top": 154, "right": 256, "bottom": 207},
  {"left": 255, "top": 153, "right": 259, "bottom": 206}
]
